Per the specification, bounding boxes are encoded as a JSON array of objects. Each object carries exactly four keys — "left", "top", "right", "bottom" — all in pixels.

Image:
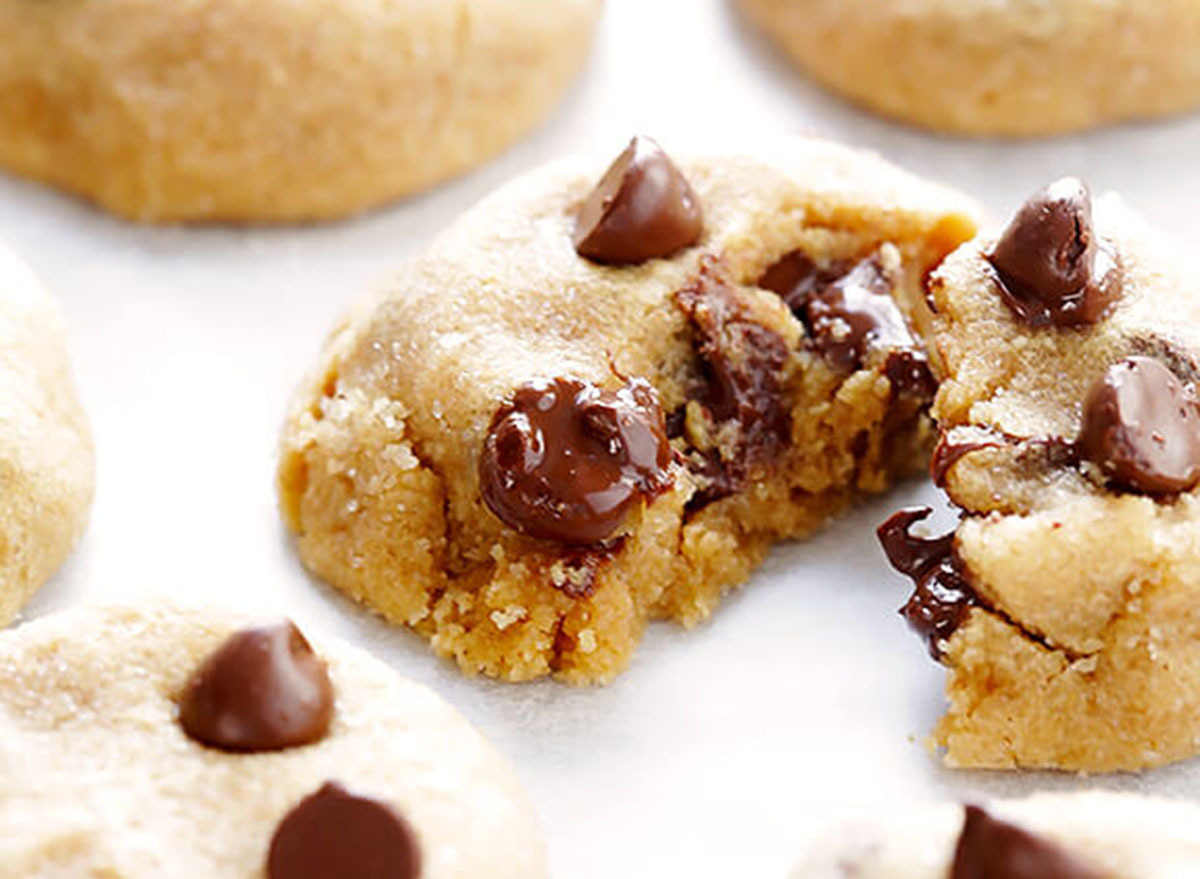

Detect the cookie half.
[
  {"left": 0, "top": 0, "right": 602, "bottom": 222},
  {"left": 882, "top": 179, "right": 1200, "bottom": 771},
  {"left": 0, "top": 242, "right": 92, "bottom": 623},
  {"left": 0, "top": 602, "right": 546, "bottom": 878},
  {"left": 279, "top": 136, "right": 979, "bottom": 683},
  {"left": 792, "top": 792, "right": 1200, "bottom": 878},
  {"left": 735, "top": 0, "right": 1200, "bottom": 136}
]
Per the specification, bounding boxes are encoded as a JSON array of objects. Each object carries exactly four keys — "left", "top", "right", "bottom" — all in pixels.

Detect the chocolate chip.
[
  {"left": 877, "top": 507, "right": 977, "bottom": 658},
  {"left": 675, "top": 263, "right": 791, "bottom": 509},
  {"left": 179, "top": 622, "right": 334, "bottom": 752},
  {"left": 573, "top": 136, "right": 703, "bottom": 265},
  {"left": 479, "top": 376, "right": 673, "bottom": 545},
  {"left": 267, "top": 782, "right": 421, "bottom": 879},
  {"left": 760, "top": 251, "right": 933, "bottom": 396},
  {"left": 1079, "top": 356, "right": 1200, "bottom": 495},
  {"left": 988, "top": 178, "right": 1122, "bottom": 327},
  {"left": 952, "top": 805, "right": 1107, "bottom": 879}
]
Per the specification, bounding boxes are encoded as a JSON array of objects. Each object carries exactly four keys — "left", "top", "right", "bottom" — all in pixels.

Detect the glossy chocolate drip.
[
  {"left": 573, "top": 135, "right": 703, "bottom": 265},
  {"left": 1079, "top": 356, "right": 1200, "bottom": 495},
  {"left": 479, "top": 376, "right": 673, "bottom": 546},
  {"left": 988, "top": 178, "right": 1122, "bottom": 328},
  {"left": 179, "top": 622, "right": 334, "bottom": 753},
  {"left": 268, "top": 782, "right": 421, "bottom": 879},
  {"left": 758, "top": 250, "right": 934, "bottom": 396},
  {"left": 877, "top": 507, "right": 977, "bottom": 658},
  {"left": 675, "top": 263, "right": 791, "bottom": 509},
  {"left": 931, "top": 437, "right": 1001, "bottom": 486},
  {"left": 952, "top": 805, "right": 1108, "bottom": 879}
]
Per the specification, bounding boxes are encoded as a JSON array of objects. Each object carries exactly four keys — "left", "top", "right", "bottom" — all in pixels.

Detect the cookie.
[
  {"left": 0, "top": 0, "right": 602, "bottom": 222},
  {"left": 880, "top": 178, "right": 1200, "bottom": 771},
  {"left": 734, "top": 0, "right": 1200, "bottom": 136},
  {"left": 0, "top": 242, "right": 92, "bottom": 624},
  {"left": 0, "top": 602, "right": 546, "bottom": 877},
  {"left": 792, "top": 792, "right": 1200, "bottom": 878},
  {"left": 278, "top": 136, "right": 979, "bottom": 684}
]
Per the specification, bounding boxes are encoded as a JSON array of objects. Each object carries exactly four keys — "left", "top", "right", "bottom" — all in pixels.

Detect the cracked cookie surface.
[
  {"left": 0, "top": 0, "right": 601, "bottom": 222},
  {"left": 885, "top": 181, "right": 1200, "bottom": 771},
  {"left": 735, "top": 0, "right": 1200, "bottom": 136},
  {"left": 278, "top": 137, "right": 978, "bottom": 683},
  {"left": 791, "top": 792, "right": 1200, "bottom": 878},
  {"left": 0, "top": 602, "right": 545, "bottom": 878}
]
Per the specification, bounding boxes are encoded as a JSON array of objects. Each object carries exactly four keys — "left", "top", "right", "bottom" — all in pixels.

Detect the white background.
[{"left": 2, "top": 1, "right": 1199, "bottom": 876}]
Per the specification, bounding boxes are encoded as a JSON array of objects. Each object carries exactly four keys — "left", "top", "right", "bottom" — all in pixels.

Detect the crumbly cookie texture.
[
  {"left": 279, "top": 137, "right": 979, "bottom": 684},
  {"left": 0, "top": 243, "right": 92, "bottom": 624},
  {"left": 735, "top": 0, "right": 1200, "bottom": 136},
  {"left": 792, "top": 792, "right": 1200, "bottom": 878},
  {"left": 0, "top": 602, "right": 546, "bottom": 879},
  {"left": 883, "top": 181, "right": 1200, "bottom": 771},
  {"left": 0, "top": 0, "right": 601, "bottom": 222}
]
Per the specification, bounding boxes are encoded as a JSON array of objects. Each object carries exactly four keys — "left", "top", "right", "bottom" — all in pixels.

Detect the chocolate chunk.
[
  {"left": 573, "top": 136, "right": 703, "bottom": 265},
  {"left": 179, "top": 622, "right": 334, "bottom": 752},
  {"left": 479, "top": 376, "right": 673, "bottom": 545},
  {"left": 952, "top": 805, "right": 1108, "bottom": 879},
  {"left": 883, "top": 349, "right": 937, "bottom": 400},
  {"left": 1079, "top": 356, "right": 1200, "bottom": 495},
  {"left": 760, "top": 251, "right": 933, "bottom": 396},
  {"left": 988, "top": 178, "right": 1122, "bottom": 327},
  {"left": 757, "top": 250, "right": 847, "bottom": 312},
  {"left": 675, "top": 263, "right": 791, "bottom": 509},
  {"left": 803, "top": 259, "right": 916, "bottom": 371},
  {"left": 877, "top": 507, "right": 977, "bottom": 658},
  {"left": 267, "top": 782, "right": 421, "bottom": 879}
]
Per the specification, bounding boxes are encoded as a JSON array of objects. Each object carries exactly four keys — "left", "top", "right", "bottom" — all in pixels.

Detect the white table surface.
[{"left": 2, "top": 1, "right": 1199, "bottom": 876}]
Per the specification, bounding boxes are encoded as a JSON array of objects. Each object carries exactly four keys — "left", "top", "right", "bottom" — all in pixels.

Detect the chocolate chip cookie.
[
  {"left": 792, "top": 792, "right": 1200, "bottom": 877},
  {"left": 881, "top": 178, "right": 1200, "bottom": 770},
  {"left": 278, "top": 136, "right": 978, "bottom": 683},
  {"left": 735, "top": 0, "right": 1200, "bottom": 136},
  {"left": 0, "top": 241, "right": 92, "bottom": 624},
  {"left": 0, "top": 602, "right": 545, "bottom": 877},
  {"left": 0, "top": 0, "right": 601, "bottom": 222}
]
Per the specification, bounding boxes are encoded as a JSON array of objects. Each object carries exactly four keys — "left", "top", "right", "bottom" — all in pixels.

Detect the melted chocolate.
[
  {"left": 573, "top": 136, "right": 703, "bottom": 265},
  {"left": 877, "top": 507, "right": 977, "bottom": 658},
  {"left": 178, "top": 622, "right": 334, "bottom": 753},
  {"left": 883, "top": 349, "right": 938, "bottom": 400},
  {"left": 988, "top": 178, "right": 1122, "bottom": 328},
  {"left": 675, "top": 263, "right": 791, "bottom": 509},
  {"left": 479, "top": 376, "right": 673, "bottom": 545},
  {"left": 952, "top": 805, "right": 1108, "bottom": 879},
  {"left": 757, "top": 250, "right": 848, "bottom": 312},
  {"left": 267, "top": 782, "right": 421, "bottom": 879},
  {"left": 1079, "top": 356, "right": 1200, "bottom": 495},
  {"left": 930, "top": 437, "right": 1001, "bottom": 487},
  {"left": 758, "top": 250, "right": 934, "bottom": 396}
]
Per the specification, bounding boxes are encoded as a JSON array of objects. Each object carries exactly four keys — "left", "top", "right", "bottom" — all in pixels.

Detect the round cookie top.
[
  {"left": 0, "top": 602, "right": 545, "bottom": 878},
  {"left": 0, "top": 241, "right": 93, "bottom": 625},
  {"left": 735, "top": 0, "right": 1200, "bottom": 136},
  {"left": 0, "top": 0, "right": 602, "bottom": 221},
  {"left": 296, "top": 135, "right": 978, "bottom": 536},
  {"left": 791, "top": 792, "right": 1200, "bottom": 878}
]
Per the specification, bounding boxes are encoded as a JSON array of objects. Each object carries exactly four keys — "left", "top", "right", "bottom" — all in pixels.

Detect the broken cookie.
[
  {"left": 278, "top": 136, "right": 977, "bottom": 683},
  {"left": 882, "top": 178, "right": 1200, "bottom": 770}
]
